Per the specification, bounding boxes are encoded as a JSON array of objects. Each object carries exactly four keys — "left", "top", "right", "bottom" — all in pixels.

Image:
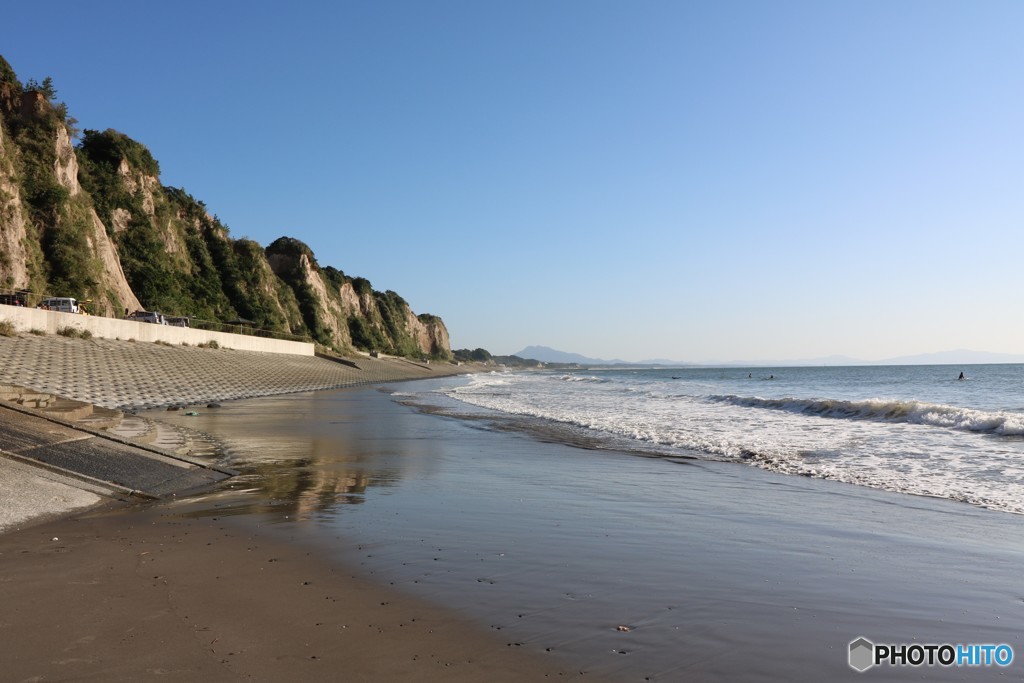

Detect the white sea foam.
[
  {"left": 552, "top": 374, "right": 610, "bottom": 384},
  {"left": 707, "top": 395, "right": 1024, "bottom": 436},
  {"left": 431, "top": 368, "right": 1024, "bottom": 514}
]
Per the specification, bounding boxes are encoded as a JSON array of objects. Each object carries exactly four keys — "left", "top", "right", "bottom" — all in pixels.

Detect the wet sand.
[{"left": 0, "top": 502, "right": 597, "bottom": 682}]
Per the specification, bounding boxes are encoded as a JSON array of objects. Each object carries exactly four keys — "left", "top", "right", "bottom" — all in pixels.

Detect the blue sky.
[{"left": 4, "top": 1, "right": 1023, "bottom": 362}]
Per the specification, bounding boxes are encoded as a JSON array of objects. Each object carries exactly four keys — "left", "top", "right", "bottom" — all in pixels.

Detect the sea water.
[{"left": 401, "top": 364, "right": 1024, "bottom": 514}]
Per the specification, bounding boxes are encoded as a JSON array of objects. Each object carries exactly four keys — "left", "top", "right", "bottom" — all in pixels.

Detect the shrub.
[
  {"left": 28, "top": 328, "right": 45, "bottom": 336},
  {"left": 78, "top": 128, "right": 160, "bottom": 177},
  {"left": 0, "top": 319, "right": 15, "bottom": 336},
  {"left": 57, "top": 325, "right": 91, "bottom": 338}
]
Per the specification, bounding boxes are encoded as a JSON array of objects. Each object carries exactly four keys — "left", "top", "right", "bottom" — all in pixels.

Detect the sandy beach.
[
  {"left": 3, "top": 335, "right": 1024, "bottom": 681},
  {"left": 0, "top": 335, "right": 589, "bottom": 681},
  {"left": 0, "top": 504, "right": 595, "bottom": 682}
]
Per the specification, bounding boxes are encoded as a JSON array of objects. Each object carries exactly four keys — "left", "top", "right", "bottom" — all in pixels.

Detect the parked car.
[
  {"left": 126, "top": 310, "right": 167, "bottom": 324},
  {"left": 39, "top": 297, "right": 80, "bottom": 314},
  {"left": 165, "top": 316, "right": 190, "bottom": 328}
]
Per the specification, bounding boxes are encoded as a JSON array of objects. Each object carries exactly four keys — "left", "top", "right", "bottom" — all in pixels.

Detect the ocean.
[
  {"left": 162, "top": 366, "right": 1024, "bottom": 681},
  {"left": 410, "top": 364, "right": 1024, "bottom": 515}
]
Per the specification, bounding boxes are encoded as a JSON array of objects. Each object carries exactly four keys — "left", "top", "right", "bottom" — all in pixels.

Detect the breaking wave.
[
  {"left": 707, "top": 395, "right": 1024, "bottom": 436},
  {"left": 552, "top": 374, "right": 610, "bottom": 384}
]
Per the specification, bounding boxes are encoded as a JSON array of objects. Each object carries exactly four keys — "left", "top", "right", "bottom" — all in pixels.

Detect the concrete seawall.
[
  {"left": 0, "top": 304, "right": 313, "bottom": 356},
  {"left": 0, "top": 334, "right": 465, "bottom": 411}
]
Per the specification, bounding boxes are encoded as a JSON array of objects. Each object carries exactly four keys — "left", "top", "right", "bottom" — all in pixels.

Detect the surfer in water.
[{"left": 958, "top": 371, "right": 965, "bottom": 380}]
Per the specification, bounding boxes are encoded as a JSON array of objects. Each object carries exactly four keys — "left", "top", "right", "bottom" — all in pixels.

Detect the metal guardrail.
[{"left": 0, "top": 288, "right": 312, "bottom": 344}]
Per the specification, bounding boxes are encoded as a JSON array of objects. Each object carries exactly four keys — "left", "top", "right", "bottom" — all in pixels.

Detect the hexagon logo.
[{"left": 849, "top": 637, "right": 875, "bottom": 672}]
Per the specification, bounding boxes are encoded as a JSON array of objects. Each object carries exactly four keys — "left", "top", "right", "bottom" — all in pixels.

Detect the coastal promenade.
[{"left": 0, "top": 333, "right": 470, "bottom": 532}]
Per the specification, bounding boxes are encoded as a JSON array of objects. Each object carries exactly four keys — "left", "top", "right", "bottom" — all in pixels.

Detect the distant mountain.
[{"left": 512, "top": 346, "right": 628, "bottom": 365}]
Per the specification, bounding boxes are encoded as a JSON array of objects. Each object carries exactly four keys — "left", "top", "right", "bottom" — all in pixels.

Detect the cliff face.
[
  {"left": 52, "top": 125, "right": 141, "bottom": 313},
  {"left": 0, "top": 56, "right": 450, "bottom": 358},
  {"left": 0, "top": 83, "right": 140, "bottom": 314},
  {"left": 0, "top": 110, "right": 35, "bottom": 291},
  {"left": 265, "top": 238, "right": 448, "bottom": 357}
]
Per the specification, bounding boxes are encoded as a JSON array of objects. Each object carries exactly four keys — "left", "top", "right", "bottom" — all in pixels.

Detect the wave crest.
[
  {"left": 552, "top": 374, "right": 610, "bottom": 384},
  {"left": 707, "top": 395, "right": 1024, "bottom": 436}
]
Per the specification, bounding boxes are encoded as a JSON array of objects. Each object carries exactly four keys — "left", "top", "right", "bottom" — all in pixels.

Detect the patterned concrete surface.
[
  {"left": 0, "top": 334, "right": 461, "bottom": 411},
  {"left": 0, "top": 404, "right": 229, "bottom": 498},
  {"left": 0, "top": 333, "right": 470, "bottom": 531},
  {"left": 0, "top": 456, "right": 102, "bottom": 533}
]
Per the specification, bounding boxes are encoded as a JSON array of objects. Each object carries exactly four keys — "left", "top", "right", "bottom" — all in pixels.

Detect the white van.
[
  {"left": 40, "top": 297, "right": 80, "bottom": 314},
  {"left": 127, "top": 310, "right": 167, "bottom": 325}
]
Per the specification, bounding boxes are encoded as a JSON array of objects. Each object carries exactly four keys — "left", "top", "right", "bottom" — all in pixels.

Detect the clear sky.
[{"left": 4, "top": 1, "right": 1022, "bottom": 362}]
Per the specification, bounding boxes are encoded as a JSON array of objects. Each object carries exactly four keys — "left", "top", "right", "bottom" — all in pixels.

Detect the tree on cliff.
[{"left": 23, "top": 77, "right": 56, "bottom": 101}]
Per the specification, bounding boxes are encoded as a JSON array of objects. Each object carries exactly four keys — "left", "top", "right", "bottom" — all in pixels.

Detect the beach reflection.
[{"left": 153, "top": 387, "right": 442, "bottom": 521}]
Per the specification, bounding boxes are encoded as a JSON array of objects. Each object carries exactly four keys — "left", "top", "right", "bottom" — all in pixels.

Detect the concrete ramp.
[{"left": 0, "top": 404, "right": 231, "bottom": 498}]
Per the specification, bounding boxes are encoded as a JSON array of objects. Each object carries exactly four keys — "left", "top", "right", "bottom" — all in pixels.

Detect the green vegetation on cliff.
[
  {"left": 263, "top": 237, "right": 449, "bottom": 359},
  {"left": 0, "top": 55, "right": 450, "bottom": 358},
  {"left": 0, "top": 58, "right": 94, "bottom": 299},
  {"left": 453, "top": 348, "right": 493, "bottom": 363}
]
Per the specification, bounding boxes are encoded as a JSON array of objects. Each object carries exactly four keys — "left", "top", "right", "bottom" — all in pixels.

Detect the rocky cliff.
[
  {"left": 265, "top": 238, "right": 450, "bottom": 357},
  {"left": 0, "top": 56, "right": 449, "bottom": 359}
]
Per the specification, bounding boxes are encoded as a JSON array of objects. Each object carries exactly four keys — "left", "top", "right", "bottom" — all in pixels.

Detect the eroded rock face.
[
  {"left": 0, "top": 115, "right": 31, "bottom": 289},
  {"left": 50, "top": 129, "right": 139, "bottom": 313},
  {"left": 53, "top": 126, "right": 80, "bottom": 196},
  {"left": 338, "top": 280, "right": 361, "bottom": 315},
  {"left": 297, "top": 252, "right": 353, "bottom": 347},
  {"left": 117, "top": 158, "right": 159, "bottom": 217},
  {"left": 414, "top": 314, "right": 451, "bottom": 357},
  {"left": 266, "top": 238, "right": 450, "bottom": 357},
  {"left": 84, "top": 208, "right": 141, "bottom": 314}
]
